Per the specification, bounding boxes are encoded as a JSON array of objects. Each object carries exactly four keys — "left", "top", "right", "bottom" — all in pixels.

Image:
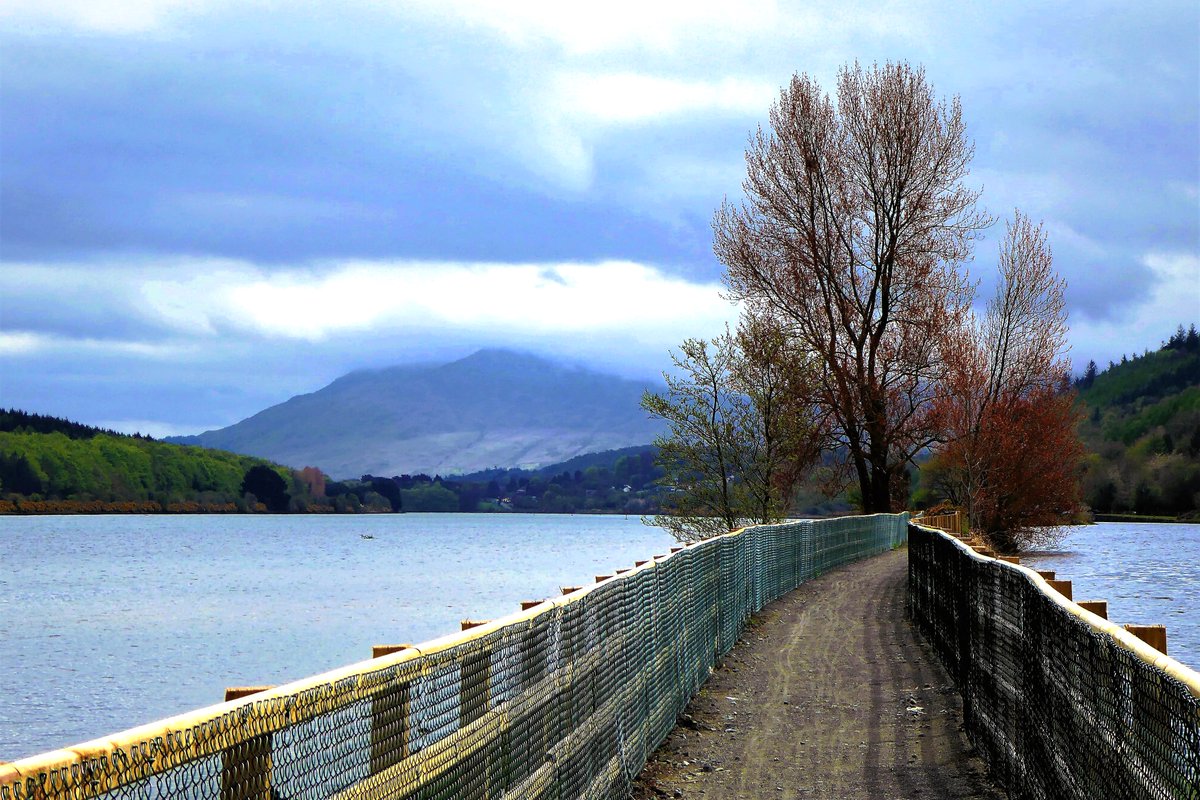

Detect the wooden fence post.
[
  {"left": 1047, "top": 580, "right": 1073, "bottom": 601},
  {"left": 1123, "top": 624, "right": 1167, "bottom": 654},
  {"left": 221, "top": 687, "right": 275, "bottom": 800},
  {"left": 460, "top": 620, "right": 493, "bottom": 728},
  {"left": 368, "top": 646, "right": 413, "bottom": 774},
  {"left": 372, "top": 644, "right": 412, "bottom": 659}
]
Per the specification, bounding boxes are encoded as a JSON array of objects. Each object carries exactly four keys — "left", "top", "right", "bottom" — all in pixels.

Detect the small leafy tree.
[
  {"left": 642, "top": 322, "right": 820, "bottom": 542},
  {"left": 240, "top": 465, "right": 290, "bottom": 512}
]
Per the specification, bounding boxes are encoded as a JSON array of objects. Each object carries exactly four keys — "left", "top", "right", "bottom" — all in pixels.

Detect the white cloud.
[
  {"left": 406, "top": 0, "right": 783, "bottom": 56},
  {"left": 217, "top": 259, "right": 736, "bottom": 340},
  {"left": 0, "top": 0, "right": 212, "bottom": 32},
  {"left": 0, "top": 330, "right": 191, "bottom": 359},
  {"left": 1070, "top": 251, "right": 1200, "bottom": 367},
  {"left": 0, "top": 331, "right": 42, "bottom": 355},
  {"left": 557, "top": 73, "right": 776, "bottom": 124},
  {"left": 2, "top": 257, "right": 738, "bottom": 352},
  {"left": 1043, "top": 220, "right": 1108, "bottom": 260}
]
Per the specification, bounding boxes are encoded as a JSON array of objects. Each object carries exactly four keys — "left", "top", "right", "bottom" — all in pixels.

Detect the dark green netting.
[{"left": 909, "top": 522, "right": 1200, "bottom": 800}]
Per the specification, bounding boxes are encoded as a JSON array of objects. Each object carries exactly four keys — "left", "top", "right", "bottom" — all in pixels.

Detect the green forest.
[
  {"left": 1074, "top": 324, "right": 1200, "bottom": 518},
  {"left": 0, "top": 410, "right": 319, "bottom": 512}
]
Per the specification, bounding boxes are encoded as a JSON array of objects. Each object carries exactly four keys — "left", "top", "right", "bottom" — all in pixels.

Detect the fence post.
[
  {"left": 367, "top": 649, "right": 413, "bottom": 773},
  {"left": 1123, "top": 624, "right": 1167, "bottom": 654},
  {"left": 460, "top": 621, "right": 493, "bottom": 729},
  {"left": 221, "top": 688, "right": 275, "bottom": 800},
  {"left": 370, "top": 680, "right": 412, "bottom": 773},
  {"left": 1046, "top": 580, "right": 1073, "bottom": 601}
]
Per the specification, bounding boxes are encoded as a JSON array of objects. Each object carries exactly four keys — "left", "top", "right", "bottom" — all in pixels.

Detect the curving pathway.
[{"left": 631, "top": 548, "right": 1005, "bottom": 800}]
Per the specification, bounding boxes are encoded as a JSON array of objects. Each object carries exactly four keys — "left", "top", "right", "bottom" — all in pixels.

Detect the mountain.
[
  {"left": 168, "top": 349, "right": 667, "bottom": 478},
  {"left": 1075, "top": 325, "right": 1200, "bottom": 517}
]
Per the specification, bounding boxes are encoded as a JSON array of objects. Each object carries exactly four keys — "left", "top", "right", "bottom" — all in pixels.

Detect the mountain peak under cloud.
[{"left": 169, "top": 349, "right": 666, "bottom": 478}]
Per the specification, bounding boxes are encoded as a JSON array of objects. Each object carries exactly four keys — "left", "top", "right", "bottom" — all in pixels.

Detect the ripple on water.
[{"left": 1022, "top": 522, "right": 1200, "bottom": 669}]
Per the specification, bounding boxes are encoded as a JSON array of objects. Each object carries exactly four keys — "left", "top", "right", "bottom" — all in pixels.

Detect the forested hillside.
[
  {"left": 0, "top": 412, "right": 672, "bottom": 515},
  {"left": 0, "top": 411, "right": 324, "bottom": 513},
  {"left": 1076, "top": 325, "right": 1200, "bottom": 517}
]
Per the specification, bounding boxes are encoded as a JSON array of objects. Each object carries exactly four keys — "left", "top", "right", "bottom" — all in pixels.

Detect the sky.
[{"left": 1, "top": 1, "right": 1197, "bottom": 437}]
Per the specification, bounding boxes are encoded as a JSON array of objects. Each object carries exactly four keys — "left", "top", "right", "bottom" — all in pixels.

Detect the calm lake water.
[
  {"left": 0, "top": 513, "right": 676, "bottom": 761},
  {"left": 2, "top": 516, "right": 1196, "bottom": 763},
  {"left": 1023, "top": 522, "right": 1199, "bottom": 670}
]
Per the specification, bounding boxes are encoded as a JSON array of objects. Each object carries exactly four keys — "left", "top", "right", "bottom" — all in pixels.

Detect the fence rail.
[
  {"left": 909, "top": 521, "right": 1200, "bottom": 800},
  {"left": 1, "top": 514, "right": 908, "bottom": 800}
]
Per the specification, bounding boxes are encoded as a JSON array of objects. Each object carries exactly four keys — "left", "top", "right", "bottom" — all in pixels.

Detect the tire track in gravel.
[{"left": 630, "top": 547, "right": 1005, "bottom": 800}]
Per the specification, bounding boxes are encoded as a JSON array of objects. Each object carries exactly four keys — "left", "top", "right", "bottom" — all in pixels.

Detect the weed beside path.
[{"left": 630, "top": 548, "right": 1004, "bottom": 800}]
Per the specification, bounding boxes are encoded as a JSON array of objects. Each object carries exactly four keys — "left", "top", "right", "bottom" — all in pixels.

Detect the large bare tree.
[{"left": 715, "top": 61, "right": 989, "bottom": 512}]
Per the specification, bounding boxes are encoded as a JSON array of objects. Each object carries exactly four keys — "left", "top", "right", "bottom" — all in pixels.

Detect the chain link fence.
[
  {"left": 2, "top": 514, "right": 907, "bottom": 800},
  {"left": 909, "top": 521, "right": 1200, "bottom": 799}
]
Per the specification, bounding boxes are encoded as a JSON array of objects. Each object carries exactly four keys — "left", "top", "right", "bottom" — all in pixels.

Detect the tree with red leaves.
[{"left": 926, "top": 213, "right": 1084, "bottom": 551}]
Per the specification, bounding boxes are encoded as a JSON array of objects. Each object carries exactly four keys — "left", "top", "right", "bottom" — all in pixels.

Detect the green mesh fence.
[
  {"left": 1, "top": 514, "right": 906, "bottom": 800},
  {"left": 909, "top": 522, "right": 1200, "bottom": 800}
]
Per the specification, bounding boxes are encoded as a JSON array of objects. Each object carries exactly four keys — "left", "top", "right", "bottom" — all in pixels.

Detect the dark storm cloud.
[{"left": 0, "top": 11, "right": 716, "bottom": 272}]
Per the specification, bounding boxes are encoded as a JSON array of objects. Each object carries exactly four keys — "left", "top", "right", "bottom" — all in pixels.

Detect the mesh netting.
[
  {"left": 1, "top": 514, "right": 907, "bottom": 800},
  {"left": 909, "top": 522, "right": 1200, "bottom": 800}
]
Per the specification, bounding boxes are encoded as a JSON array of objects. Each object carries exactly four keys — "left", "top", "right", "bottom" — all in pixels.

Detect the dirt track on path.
[{"left": 630, "top": 548, "right": 1005, "bottom": 800}]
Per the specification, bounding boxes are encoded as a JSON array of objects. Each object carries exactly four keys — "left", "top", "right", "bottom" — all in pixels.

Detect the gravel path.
[{"left": 630, "top": 547, "right": 1005, "bottom": 800}]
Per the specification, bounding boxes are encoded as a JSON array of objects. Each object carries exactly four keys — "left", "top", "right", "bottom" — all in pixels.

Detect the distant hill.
[
  {"left": 1076, "top": 324, "right": 1200, "bottom": 517},
  {"left": 455, "top": 444, "right": 658, "bottom": 483},
  {"left": 168, "top": 349, "right": 667, "bottom": 478}
]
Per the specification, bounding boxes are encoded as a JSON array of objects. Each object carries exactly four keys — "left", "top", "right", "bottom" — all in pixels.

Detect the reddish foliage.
[
  {"left": 934, "top": 383, "right": 1084, "bottom": 551},
  {"left": 928, "top": 214, "right": 1084, "bottom": 551},
  {"left": 298, "top": 466, "right": 327, "bottom": 498}
]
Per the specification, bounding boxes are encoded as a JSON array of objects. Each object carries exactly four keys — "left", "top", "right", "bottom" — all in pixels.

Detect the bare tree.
[{"left": 715, "top": 61, "right": 989, "bottom": 513}]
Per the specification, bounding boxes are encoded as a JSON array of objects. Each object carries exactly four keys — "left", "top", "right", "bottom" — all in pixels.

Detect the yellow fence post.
[
  {"left": 459, "top": 620, "right": 493, "bottom": 730},
  {"left": 1123, "top": 624, "right": 1168, "bottom": 655},
  {"left": 221, "top": 687, "right": 275, "bottom": 800}
]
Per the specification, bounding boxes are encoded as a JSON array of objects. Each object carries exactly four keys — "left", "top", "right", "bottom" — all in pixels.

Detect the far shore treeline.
[
  {"left": 1, "top": 321, "right": 1196, "bottom": 519},
  {"left": 0, "top": 410, "right": 670, "bottom": 515}
]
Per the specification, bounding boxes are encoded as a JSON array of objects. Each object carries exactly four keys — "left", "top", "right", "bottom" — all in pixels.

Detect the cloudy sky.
[{"left": 1, "top": 1, "right": 1197, "bottom": 437}]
